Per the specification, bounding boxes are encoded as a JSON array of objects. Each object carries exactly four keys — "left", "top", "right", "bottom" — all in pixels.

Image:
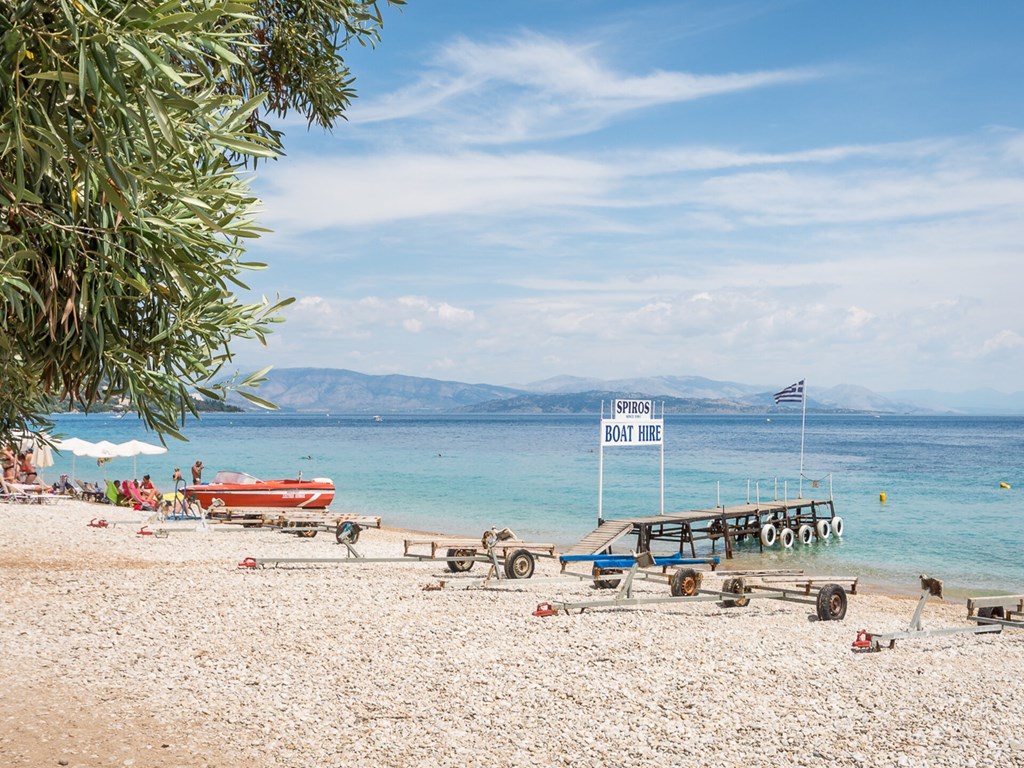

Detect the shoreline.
[{"left": 12, "top": 496, "right": 980, "bottom": 601}]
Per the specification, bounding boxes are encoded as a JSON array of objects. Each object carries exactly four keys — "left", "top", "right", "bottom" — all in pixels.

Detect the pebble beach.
[{"left": 2, "top": 499, "right": 1023, "bottom": 768}]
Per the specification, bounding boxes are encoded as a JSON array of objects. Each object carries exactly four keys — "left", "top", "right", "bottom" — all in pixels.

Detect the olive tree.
[{"left": 0, "top": 0, "right": 402, "bottom": 440}]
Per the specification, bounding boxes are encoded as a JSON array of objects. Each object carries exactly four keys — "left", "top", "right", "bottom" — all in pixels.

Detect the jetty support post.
[
  {"left": 660, "top": 401, "right": 665, "bottom": 516},
  {"left": 598, "top": 400, "right": 604, "bottom": 526}
]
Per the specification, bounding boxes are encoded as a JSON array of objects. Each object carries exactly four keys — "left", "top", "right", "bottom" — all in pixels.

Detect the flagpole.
[{"left": 799, "top": 379, "right": 807, "bottom": 498}]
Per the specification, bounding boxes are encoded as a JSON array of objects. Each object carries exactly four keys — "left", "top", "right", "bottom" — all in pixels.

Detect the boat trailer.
[
  {"left": 208, "top": 507, "right": 382, "bottom": 540},
  {"left": 534, "top": 551, "right": 856, "bottom": 621},
  {"left": 851, "top": 576, "right": 1024, "bottom": 651},
  {"left": 237, "top": 529, "right": 556, "bottom": 581}
]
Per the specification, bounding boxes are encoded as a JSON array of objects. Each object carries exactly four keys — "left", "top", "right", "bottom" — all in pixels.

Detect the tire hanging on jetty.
[{"left": 798, "top": 524, "right": 814, "bottom": 545}]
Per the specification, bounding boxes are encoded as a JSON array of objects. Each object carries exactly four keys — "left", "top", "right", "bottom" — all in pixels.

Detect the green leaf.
[{"left": 238, "top": 390, "right": 279, "bottom": 410}]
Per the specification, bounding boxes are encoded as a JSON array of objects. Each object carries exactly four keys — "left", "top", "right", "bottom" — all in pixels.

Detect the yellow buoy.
[
  {"left": 1000, "top": 482, "right": 1011, "bottom": 489},
  {"left": 879, "top": 492, "right": 887, "bottom": 503}
]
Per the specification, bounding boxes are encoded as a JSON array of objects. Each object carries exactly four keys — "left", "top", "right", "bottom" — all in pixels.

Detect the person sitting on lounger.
[{"left": 139, "top": 474, "right": 160, "bottom": 504}]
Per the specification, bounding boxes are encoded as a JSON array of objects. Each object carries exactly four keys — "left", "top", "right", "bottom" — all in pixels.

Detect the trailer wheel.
[
  {"left": 797, "top": 524, "right": 814, "bottom": 545},
  {"left": 831, "top": 516, "right": 844, "bottom": 537},
  {"left": 779, "top": 527, "right": 795, "bottom": 548},
  {"left": 721, "top": 577, "right": 749, "bottom": 607},
  {"left": 446, "top": 548, "right": 476, "bottom": 573},
  {"left": 504, "top": 549, "right": 535, "bottom": 579},
  {"left": 592, "top": 566, "right": 622, "bottom": 589},
  {"left": 759, "top": 524, "right": 777, "bottom": 547},
  {"left": 670, "top": 568, "right": 702, "bottom": 597},
  {"left": 816, "top": 584, "right": 848, "bottom": 621},
  {"left": 335, "top": 522, "right": 361, "bottom": 544},
  {"left": 815, "top": 520, "right": 832, "bottom": 540}
]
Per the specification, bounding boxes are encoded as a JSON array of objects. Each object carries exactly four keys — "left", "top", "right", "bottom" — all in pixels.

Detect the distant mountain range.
[{"left": 226, "top": 367, "right": 1024, "bottom": 415}]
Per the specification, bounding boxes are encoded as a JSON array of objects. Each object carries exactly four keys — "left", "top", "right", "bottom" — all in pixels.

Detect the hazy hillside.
[
  {"left": 521, "top": 374, "right": 765, "bottom": 400},
  {"left": 235, "top": 368, "right": 523, "bottom": 413},
  {"left": 234, "top": 367, "right": 958, "bottom": 414},
  {"left": 456, "top": 391, "right": 770, "bottom": 415}
]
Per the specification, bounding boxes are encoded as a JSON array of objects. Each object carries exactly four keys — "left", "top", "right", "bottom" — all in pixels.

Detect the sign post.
[{"left": 597, "top": 399, "right": 665, "bottom": 525}]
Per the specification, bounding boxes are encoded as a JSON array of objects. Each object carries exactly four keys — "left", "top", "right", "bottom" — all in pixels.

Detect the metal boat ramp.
[{"left": 565, "top": 497, "right": 841, "bottom": 561}]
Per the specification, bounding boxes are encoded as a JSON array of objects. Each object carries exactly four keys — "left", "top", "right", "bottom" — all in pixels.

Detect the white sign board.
[
  {"left": 600, "top": 418, "right": 663, "bottom": 446},
  {"left": 613, "top": 399, "right": 654, "bottom": 420},
  {"left": 598, "top": 399, "right": 665, "bottom": 520}
]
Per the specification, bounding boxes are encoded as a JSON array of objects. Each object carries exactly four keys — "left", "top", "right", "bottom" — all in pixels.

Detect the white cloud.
[
  {"left": 261, "top": 151, "right": 611, "bottom": 229},
  {"left": 287, "top": 294, "right": 476, "bottom": 336},
  {"left": 350, "top": 33, "right": 819, "bottom": 144},
  {"left": 689, "top": 168, "right": 1024, "bottom": 226},
  {"left": 437, "top": 303, "right": 475, "bottom": 324},
  {"left": 261, "top": 131, "right": 1024, "bottom": 236},
  {"left": 979, "top": 330, "right": 1024, "bottom": 356},
  {"left": 843, "top": 307, "right": 876, "bottom": 333}
]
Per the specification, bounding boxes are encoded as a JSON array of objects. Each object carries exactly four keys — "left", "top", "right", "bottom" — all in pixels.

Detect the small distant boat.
[
  {"left": 186, "top": 470, "right": 335, "bottom": 509},
  {"left": 373, "top": 415, "right": 383, "bottom": 422}
]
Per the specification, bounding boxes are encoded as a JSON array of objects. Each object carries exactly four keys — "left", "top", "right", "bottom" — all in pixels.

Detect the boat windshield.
[{"left": 211, "top": 470, "right": 261, "bottom": 485}]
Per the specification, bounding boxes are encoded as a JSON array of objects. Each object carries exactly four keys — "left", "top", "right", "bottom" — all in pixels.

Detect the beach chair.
[
  {"left": 51, "top": 474, "right": 78, "bottom": 497},
  {"left": 125, "top": 480, "right": 158, "bottom": 512},
  {"left": 77, "top": 480, "right": 105, "bottom": 503},
  {"left": 105, "top": 479, "right": 130, "bottom": 506},
  {"left": 1, "top": 478, "right": 45, "bottom": 503}
]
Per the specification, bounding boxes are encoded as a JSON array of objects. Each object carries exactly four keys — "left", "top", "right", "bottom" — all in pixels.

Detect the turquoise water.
[{"left": 45, "top": 412, "right": 1024, "bottom": 593}]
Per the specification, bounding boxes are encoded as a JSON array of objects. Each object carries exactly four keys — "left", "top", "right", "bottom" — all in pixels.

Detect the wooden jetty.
[{"left": 565, "top": 497, "right": 839, "bottom": 560}]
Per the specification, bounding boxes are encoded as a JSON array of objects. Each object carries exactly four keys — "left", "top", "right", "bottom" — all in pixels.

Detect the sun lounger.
[
  {"left": 105, "top": 479, "right": 131, "bottom": 507},
  {"left": 1, "top": 478, "right": 46, "bottom": 503},
  {"left": 125, "top": 480, "right": 158, "bottom": 511},
  {"left": 76, "top": 480, "right": 105, "bottom": 502}
]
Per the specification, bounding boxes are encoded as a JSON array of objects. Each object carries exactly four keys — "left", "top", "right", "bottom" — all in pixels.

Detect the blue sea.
[{"left": 45, "top": 412, "right": 1024, "bottom": 594}]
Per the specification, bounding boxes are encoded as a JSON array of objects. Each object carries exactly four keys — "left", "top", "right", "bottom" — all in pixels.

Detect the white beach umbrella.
[
  {"left": 116, "top": 439, "right": 168, "bottom": 479},
  {"left": 54, "top": 437, "right": 95, "bottom": 453},
  {"left": 74, "top": 440, "right": 130, "bottom": 479},
  {"left": 53, "top": 438, "right": 97, "bottom": 483}
]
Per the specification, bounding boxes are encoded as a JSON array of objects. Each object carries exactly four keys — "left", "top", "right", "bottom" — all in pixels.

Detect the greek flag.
[{"left": 773, "top": 380, "right": 805, "bottom": 404}]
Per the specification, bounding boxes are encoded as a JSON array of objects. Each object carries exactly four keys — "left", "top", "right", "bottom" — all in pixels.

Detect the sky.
[{"left": 232, "top": 0, "right": 1024, "bottom": 393}]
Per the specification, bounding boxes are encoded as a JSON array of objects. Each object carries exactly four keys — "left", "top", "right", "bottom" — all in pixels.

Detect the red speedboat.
[{"left": 186, "top": 470, "right": 335, "bottom": 509}]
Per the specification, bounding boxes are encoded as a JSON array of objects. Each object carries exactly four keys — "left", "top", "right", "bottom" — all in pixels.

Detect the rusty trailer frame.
[
  {"left": 535, "top": 552, "right": 854, "bottom": 622},
  {"left": 852, "top": 582, "right": 1024, "bottom": 652},
  {"left": 236, "top": 534, "right": 556, "bottom": 581}
]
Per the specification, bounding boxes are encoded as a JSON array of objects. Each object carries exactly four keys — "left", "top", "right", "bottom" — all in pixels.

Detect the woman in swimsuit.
[
  {"left": 18, "top": 452, "right": 37, "bottom": 484},
  {"left": 1, "top": 446, "right": 16, "bottom": 481}
]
